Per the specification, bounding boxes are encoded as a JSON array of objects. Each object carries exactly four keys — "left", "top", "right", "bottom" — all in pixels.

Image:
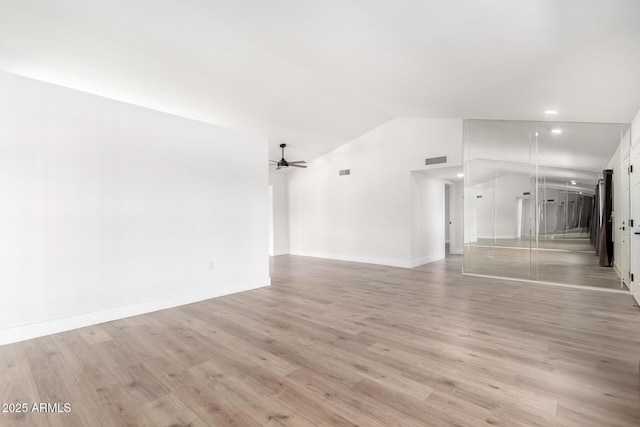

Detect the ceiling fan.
[{"left": 270, "top": 143, "right": 307, "bottom": 170}]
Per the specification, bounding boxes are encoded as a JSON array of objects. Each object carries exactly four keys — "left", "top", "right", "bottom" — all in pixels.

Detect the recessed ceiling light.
[
  {"left": 545, "top": 110, "right": 558, "bottom": 115},
  {"left": 457, "top": 173, "right": 464, "bottom": 178},
  {"left": 571, "top": 180, "right": 576, "bottom": 185},
  {"left": 551, "top": 129, "right": 562, "bottom": 134}
]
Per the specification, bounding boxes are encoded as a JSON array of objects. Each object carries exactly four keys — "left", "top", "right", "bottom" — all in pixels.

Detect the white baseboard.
[
  {"left": 288, "top": 250, "right": 412, "bottom": 268},
  {"left": 271, "top": 250, "right": 289, "bottom": 256},
  {"left": 633, "top": 283, "right": 640, "bottom": 305},
  {"left": 410, "top": 253, "right": 445, "bottom": 268},
  {"left": 476, "top": 235, "right": 518, "bottom": 240},
  {"left": 0, "top": 276, "right": 270, "bottom": 346},
  {"left": 613, "top": 261, "right": 622, "bottom": 278}
]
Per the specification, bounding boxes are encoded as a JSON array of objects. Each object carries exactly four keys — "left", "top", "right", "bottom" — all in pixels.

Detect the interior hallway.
[{"left": 1, "top": 255, "right": 639, "bottom": 426}]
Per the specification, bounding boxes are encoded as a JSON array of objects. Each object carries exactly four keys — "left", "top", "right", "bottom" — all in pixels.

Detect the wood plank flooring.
[
  {"left": 1, "top": 254, "right": 639, "bottom": 426},
  {"left": 465, "top": 239, "right": 622, "bottom": 289}
]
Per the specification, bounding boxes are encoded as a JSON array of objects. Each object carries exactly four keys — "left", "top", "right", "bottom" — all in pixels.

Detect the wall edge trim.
[
  {"left": 288, "top": 250, "right": 412, "bottom": 268},
  {"left": 0, "top": 276, "right": 271, "bottom": 346}
]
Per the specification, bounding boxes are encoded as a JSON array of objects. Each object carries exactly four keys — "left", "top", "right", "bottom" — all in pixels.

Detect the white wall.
[
  {"left": 411, "top": 174, "right": 445, "bottom": 266},
  {"left": 451, "top": 181, "right": 464, "bottom": 254},
  {"left": 288, "top": 118, "right": 463, "bottom": 268},
  {"left": 268, "top": 172, "right": 289, "bottom": 256},
  {"left": 0, "top": 71, "right": 269, "bottom": 344},
  {"left": 471, "top": 174, "right": 531, "bottom": 240},
  {"left": 472, "top": 180, "right": 494, "bottom": 240}
]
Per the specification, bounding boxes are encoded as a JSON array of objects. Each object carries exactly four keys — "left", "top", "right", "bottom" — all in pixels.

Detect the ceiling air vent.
[
  {"left": 425, "top": 156, "right": 447, "bottom": 166},
  {"left": 339, "top": 169, "right": 351, "bottom": 176}
]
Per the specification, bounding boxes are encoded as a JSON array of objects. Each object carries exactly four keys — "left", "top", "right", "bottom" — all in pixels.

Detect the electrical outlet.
[{"left": 208, "top": 261, "right": 216, "bottom": 271}]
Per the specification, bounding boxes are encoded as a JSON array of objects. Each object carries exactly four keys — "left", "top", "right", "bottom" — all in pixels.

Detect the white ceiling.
[
  {"left": 1, "top": 1, "right": 639, "bottom": 162},
  {"left": 467, "top": 120, "right": 629, "bottom": 170}
]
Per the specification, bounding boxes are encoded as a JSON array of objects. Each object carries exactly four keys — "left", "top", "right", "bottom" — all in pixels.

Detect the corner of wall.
[
  {"left": 271, "top": 250, "right": 289, "bottom": 256},
  {"left": 410, "top": 253, "right": 446, "bottom": 268}
]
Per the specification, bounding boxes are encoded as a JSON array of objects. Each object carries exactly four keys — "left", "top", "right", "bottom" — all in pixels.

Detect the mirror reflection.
[{"left": 464, "top": 120, "right": 630, "bottom": 289}]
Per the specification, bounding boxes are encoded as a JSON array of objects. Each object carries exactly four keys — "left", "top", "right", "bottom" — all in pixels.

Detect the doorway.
[
  {"left": 268, "top": 185, "right": 274, "bottom": 256},
  {"left": 445, "top": 184, "right": 451, "bottom": 255}
]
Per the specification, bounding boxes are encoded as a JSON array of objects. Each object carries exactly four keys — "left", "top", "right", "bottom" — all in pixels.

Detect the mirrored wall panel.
[{"left": 464, "top": 120, "right": 630, "bottom": 289}]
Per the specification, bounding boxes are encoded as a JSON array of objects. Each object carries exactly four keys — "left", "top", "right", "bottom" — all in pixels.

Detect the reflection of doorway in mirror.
[{"left": 520, "top": 197, "right": 533, "bottom": 240}]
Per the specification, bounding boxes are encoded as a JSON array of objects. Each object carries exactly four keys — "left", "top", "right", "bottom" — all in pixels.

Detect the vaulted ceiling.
[{"left": 1, "top": 1, "right": 639, "bottom": 162}]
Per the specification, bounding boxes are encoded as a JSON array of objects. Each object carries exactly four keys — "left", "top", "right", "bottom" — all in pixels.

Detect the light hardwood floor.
[
  {"left": 465, "top": 238, "right": 623, "bottom": 289},
  {"left": 1, "top": 255, "right": 639, "bottom": 426}
]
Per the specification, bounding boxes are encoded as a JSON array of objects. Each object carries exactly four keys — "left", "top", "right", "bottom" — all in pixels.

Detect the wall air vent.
[
  {"left": 425, "top": 156, "right": 447, "bottom": 166},
  {"left": 339, "top": 169, "right": 351, "bottom": 176}
]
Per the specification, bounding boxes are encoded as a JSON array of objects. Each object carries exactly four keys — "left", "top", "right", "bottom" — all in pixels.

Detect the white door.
[{"left": 631, "top": 141, "right": 640, "bottom": 302}]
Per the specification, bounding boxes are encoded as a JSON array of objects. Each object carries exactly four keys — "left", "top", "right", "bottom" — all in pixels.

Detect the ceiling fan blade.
[
  {"left": 288, "top": 161, "right": 307, "bottom": 164},
  {"left": 269, "top": 160, "right": 278, "bottom": 163},
  {"left": 289, "top": 164, "right": 308, "bottom": 168}
]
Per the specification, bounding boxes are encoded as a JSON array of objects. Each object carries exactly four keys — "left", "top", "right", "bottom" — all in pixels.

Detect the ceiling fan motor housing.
[{"left": 271, "top": 142, "right": 307, "bottom": 169}]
